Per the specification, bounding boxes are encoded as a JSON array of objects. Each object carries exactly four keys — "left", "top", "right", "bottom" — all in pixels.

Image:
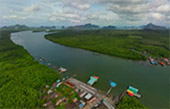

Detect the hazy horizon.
[{"left": 1, "top": 23, "right": 169, "bottom": 28}]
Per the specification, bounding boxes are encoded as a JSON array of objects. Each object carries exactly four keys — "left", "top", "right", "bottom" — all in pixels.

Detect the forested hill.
[
  {"left": 68, "top": 23, "right": 100, "bottom": 30},
  {"left": 1, "top": 24, "right": 29, "bottom": 30},
  {"left": 0, "top": 30, "right": 60, "bottom": 108},
  {"left": 143, "top": 23, "right": 166, "bottom": 30}
]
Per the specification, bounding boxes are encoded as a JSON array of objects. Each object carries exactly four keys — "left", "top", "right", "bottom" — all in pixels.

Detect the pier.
[{"left": 66, "top": 78, "right": 115, "bottom": 109}]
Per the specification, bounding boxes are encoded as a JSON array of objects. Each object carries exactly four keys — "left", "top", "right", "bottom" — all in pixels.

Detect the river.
[{"left": 11, "top": 31, "right": 170, "bottom": 108}]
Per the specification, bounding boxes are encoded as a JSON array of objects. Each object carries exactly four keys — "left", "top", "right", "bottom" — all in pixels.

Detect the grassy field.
[
  {"left": 0, "top": 30, "right": 60, "bottom": 108},
  {"left": 45, "top": 29, "right": 170, "bottom": 60}
]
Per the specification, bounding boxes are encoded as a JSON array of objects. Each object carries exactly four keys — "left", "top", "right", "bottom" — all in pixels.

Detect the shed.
[
  {"left": 56, "top": 82, "right": 62, "bottom": 88},
  {"left": 79, "top": 100, "right": 86, "bottom": 108},
  {"left": 80, "top": 91, "right": 86, "bottom": 98},
  {"left": 72, "top": 97, "right": 78, "bottom": 103},
  {"left": 85, "top": 93, "right": 93, "bottom": 100}
]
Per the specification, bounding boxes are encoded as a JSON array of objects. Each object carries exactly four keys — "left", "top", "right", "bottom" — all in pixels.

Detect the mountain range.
[
  {"left": 1, "top": 23, "right": 167, "bottom": 30},
  {"left": 1, "top": 24, "right": 29, "bottom": 30},
  {"left": 67, "top": 23, "right": 100, "bottom": 30},
  {"left": 67, "top": 23, "right": 167, "bottom": 30},
  {"left": 142, "top": 23, "right": 166, "bottom": 30}
]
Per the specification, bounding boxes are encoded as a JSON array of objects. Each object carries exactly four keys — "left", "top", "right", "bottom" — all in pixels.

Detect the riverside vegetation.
[
  {"left": 45, "top": 29, "right": 170, "bottom": 60},
  {"left": 0, "top": 30, "right": 60, "bottom": 108},
  {"left": 117, "top": 96, "right": 147, "bottom": 109}
]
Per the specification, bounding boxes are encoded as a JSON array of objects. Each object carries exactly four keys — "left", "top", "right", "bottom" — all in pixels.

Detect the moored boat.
[
  {"left": 58, "top": 67, "right": 67, "bottom": 73},
  {"left": 160, "top": 61, "right": 166, "bottom": 66}
]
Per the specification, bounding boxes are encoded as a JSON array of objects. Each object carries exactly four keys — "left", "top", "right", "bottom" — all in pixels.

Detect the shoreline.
[{"left": 45, "top": 34, "right": 169, "bottom": 67}]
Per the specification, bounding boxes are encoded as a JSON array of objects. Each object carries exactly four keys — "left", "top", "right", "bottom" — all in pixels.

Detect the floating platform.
[
  {"left": 110, "top": 80, "right": 117, "bottom": 87},
  {"left": 127, "top": 86, "right": 141, "bottom": 98},
  {"left": 87, "top": 76, "right": 99, "bottom": 86}
]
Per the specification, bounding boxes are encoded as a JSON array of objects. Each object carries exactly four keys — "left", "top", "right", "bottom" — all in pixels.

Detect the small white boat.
[{"left": 59, "top": 67, "right": 67, "bottom": 73}]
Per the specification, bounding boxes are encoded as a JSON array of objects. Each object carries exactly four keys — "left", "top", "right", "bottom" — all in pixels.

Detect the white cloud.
[
  {"left": 50, "top": 17, "right": 57, "bottom": 21},
  {"left": 57, "top": 0, "right": 93, "bottom": 10},
  {"left": 64, "top": 13, "right": 80, "bottom": 18},
  {"left": 157, "top": 4, "right": 170, "bottom": 13},
  {"left": 151, "top": 13, "right": 166, "bottom": 20},
  {"left": 24, "top": 4, "right": 40, "bottom": 12},
  {"left": 2, "top": 15, "right": 27, "bottom": 20},
  {"left": 88, "top": 11, "right": 118, "bottom": 21},
  {"left": 49, "top": 10, "right": 85, "bottom": 25},
  {"left": 168, "top": 16, "right": 170, "bottom": 19},
  {"left": 147, "top": 0, "right": 170, "bottom": 25},
  {"left": 69, "top": 2, "right": 91, "bottom": 10},
  {"left": 50, "top": 12, "right": 80, "bottom": 20},
  {"left": 70, "top": 19, "right": 81, "bottom": 23}
]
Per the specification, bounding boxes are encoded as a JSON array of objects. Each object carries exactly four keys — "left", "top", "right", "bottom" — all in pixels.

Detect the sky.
[{"left": 0, "top": 0, "right": 170, "bottom": 27}]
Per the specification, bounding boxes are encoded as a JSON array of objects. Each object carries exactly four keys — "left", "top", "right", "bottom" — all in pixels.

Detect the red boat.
[{"left": 160, "top": 62, "right": 166, "bottom": 66}]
